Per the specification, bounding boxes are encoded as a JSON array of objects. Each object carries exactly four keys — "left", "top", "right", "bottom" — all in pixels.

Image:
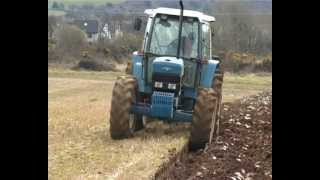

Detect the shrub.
[
  {"left": 75, "top": 58, "right": 116, "bottom": 71},
  {"left": 220, "top": 51, "right": 272, "bottom": 73},
  {"left": 254, "top": 58, "right": 272, "bottom": 72},
  {"left": 95, "top": 33, "right": 143, "bottom": 63}
]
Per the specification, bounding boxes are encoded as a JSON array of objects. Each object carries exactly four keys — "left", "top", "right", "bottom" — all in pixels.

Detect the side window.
[
  {"left": 142, "top": 17, "right": 152, "bottom": 51},
  {"left": 202, "top": 24, "right": 210, "bottom": 59}
]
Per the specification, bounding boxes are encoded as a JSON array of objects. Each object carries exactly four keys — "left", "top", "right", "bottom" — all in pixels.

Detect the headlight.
[
  {"left": 168, "top": 83, "right": 176, "bottom": 90},
  {"left": 154, "top": 81, "right": 163, "bottom": 88}
]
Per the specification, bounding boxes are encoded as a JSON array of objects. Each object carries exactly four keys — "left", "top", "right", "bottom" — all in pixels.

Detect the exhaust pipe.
[{"left": 176, "top": 0, "right": 184, "bottom": 59}]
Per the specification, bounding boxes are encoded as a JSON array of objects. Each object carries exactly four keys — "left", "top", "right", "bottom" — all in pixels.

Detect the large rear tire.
[
  {"left": 212, "top": 69, "right": 224, "bottom": 136},
  {"left": 189, "top": 88, "right": 219, "bottom": 150},
  {"left": 109, "top": 75, "right": 143, "bottom": 139},
  {"left": 189, "top": 68, "right": 224, "bottom": 150},
  {"left": 213, "top": 69, "right": 224, "bottom": 97}
]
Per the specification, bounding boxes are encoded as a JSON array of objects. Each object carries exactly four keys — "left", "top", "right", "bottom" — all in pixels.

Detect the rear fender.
[
  {"left": 200, "top": 60, "right": 220, "bottom": 88},
  {"left": 132, "top": 51, "right": 152, "bottom": 93},
  {"left": 132, "top": 51, "right": 144, "bottom": 92}
]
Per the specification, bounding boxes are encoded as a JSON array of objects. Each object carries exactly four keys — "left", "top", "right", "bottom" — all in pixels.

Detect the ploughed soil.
[{"left": 169, "top": 91, "right": 272, "bottom": 180}]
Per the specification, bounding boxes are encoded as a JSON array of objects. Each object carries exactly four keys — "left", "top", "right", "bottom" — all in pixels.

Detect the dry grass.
[
  {"left": 222, "top": 72, "right": 272, "bottom": 102},
  {"left": 48, "top": 68, "right": 271, "bottom": 179}
]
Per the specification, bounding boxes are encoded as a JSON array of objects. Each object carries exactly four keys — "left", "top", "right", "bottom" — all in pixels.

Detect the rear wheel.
[
  {"left": 213, "top": 69, "right": 224, "bottom": 97},
  {"left": 109, "top": 76, "right": 143, "bottom": 139},
  {"left": 189, "top": 68, "right": 224, "bottom": 150},
  {"left": 189, "top": 88, "right": 219, "bottom": 150},
  {"left": 212, "top": 69, "right": 224, "bottom": 136}
]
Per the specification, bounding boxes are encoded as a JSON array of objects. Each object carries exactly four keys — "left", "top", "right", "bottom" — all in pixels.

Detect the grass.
[
  {"left": 48, "top": 68, "right": 271, "bottom": 179},
  {"left": 48, "top": 0, "right": 124, "bottom": 6},
  {"left": 48, "top": 10, "right": 66, "bottom": 16},
  {"left": 48, "top": 68, "right": 123, "bottom": 81},
  {"left": 222, "top": 72, "right": 272, "bottom": 102}
]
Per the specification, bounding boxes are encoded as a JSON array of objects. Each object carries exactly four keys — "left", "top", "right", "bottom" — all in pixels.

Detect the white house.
[{"left": 74, "top": 19, "right": 99, "bottom": 42}]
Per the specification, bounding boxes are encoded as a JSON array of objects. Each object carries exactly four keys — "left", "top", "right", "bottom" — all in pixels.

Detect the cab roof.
[{"left": 144, "top": 7, "right": 215, "bottom": 22}]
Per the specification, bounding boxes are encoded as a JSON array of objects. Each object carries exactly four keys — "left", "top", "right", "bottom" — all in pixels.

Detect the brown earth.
[{"left": 168, "top": 91, "right": 272, "bottom": 180}]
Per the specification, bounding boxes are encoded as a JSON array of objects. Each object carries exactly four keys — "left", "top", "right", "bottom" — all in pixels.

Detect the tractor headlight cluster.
[
  {"left": 154, "top": 81, "right": 163, "bottom": 88},
  {"left": 168, "top": 83, "right": 176, "bottom": 90},
  {"left": 154, "top": 82, "right": 177, "bottom": 90}
]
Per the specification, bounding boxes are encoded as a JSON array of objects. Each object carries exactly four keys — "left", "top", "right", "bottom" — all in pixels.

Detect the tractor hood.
[{"left": 152, "top": 57, "right": 184, "bottom": 77}]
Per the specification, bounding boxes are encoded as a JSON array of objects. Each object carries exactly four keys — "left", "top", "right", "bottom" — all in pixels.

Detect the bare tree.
[
  {"left": 211, "top": 1, "right": 272, "bottom": 54},
  {"left": 55, "top": 24, "right": 88, "bottom": 57},
  {"left": 48, "top": 16, "right": 57, "bottom": 39}
]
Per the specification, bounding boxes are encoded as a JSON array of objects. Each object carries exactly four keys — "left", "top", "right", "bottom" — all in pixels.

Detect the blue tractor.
[{"left": 109, "top": 1, "right": 224, "bottom": 150}]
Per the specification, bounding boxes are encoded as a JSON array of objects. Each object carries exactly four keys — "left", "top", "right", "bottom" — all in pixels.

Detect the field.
[
  {"left": 48, "top": 0, "right": 124, "bottom": 6},
  {"left": 48, "top": 10, "right": 66, "bottom": 16},
  {"left": 48, "top": 68, "right": 271, "bottom": 179},
  {"left": 169, "top": 91, "right": 272, "bottom": 179}
]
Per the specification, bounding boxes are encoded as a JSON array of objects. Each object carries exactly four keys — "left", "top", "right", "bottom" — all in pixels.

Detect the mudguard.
[
  {"left": 131, "top": 51, "right": 144, "bottom": 91},
  {"left": 200, "top": 59, "right": 220, "bottom": 88},
  {"left": 132, "top": 51, "right": 152, "bottom": 93}
]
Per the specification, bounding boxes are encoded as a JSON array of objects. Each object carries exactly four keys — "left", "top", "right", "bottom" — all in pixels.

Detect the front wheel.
[{"left": 109, "top": 76, "right": 143, "bottom": 139}]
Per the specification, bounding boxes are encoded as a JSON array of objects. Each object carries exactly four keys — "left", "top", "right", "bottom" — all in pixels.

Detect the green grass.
[
  {"left": 48, "top": 10, "right": 66, "bottom": 16},
  {"left": 48, "top": 0, "right": 124, "bottom": 6},
  {"left": 48, "top": 68, "right": 271, "bottom": 179},
  {"left": 48, "top": 68, "right": 123, "bottom": 81}
]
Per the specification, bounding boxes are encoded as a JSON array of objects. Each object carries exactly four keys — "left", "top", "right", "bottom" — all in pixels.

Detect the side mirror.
[
  {"left": 134, "top": 18, "right": 142, "bottom": 31},
  {"left": 211, "top": 27, "right": 215, "bottom": 37}
]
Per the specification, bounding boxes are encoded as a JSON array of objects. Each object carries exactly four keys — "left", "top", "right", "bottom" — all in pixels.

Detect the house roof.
[
  {"left": 74, "top": 20, "right": 99, "bottom": 34},
  {"left": 144, "top": 8, "right": 215, "bottom": 22}
]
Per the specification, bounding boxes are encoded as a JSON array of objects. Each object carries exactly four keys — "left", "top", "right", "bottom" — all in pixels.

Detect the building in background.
[{"left": 74, "top": 20, "right": 99, "bottom": 42}]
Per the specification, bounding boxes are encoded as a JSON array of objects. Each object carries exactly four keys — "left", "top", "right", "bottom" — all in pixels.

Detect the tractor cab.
[
  {"left": 142, "top": 7, "right": 215, "bottom": 60},
  {"left": 130, "top": 7, "right": 219, "bottom": 118}
]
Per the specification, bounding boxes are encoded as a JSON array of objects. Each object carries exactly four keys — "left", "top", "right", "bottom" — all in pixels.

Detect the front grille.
[
  {"left": 151, "top": 91, "right": 174, "bottom": 118},
  {"left": 152, "top": 91, "right": 174, "bottom": 105}
]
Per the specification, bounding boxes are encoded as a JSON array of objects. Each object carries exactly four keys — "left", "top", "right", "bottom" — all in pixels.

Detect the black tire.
[
  {"left": 212, "top": 68, "right": 224, "bottom": 135},
  {"left": 134, "top": 115, "right": 144, "bottom": 131},
  {"left": 109, "top": 75, "right": 143, "bottom": 139},
  {"left": 189, "top": 88, "right": 219, "bottom": 150},
  {"left": 212, "top": 69, "right": 224, "bottom": 97}
]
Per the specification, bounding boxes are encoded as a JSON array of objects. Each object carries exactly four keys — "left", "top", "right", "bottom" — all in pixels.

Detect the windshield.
[{"left": 148, "top": 15, "right": 199, "bottom": 59}]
